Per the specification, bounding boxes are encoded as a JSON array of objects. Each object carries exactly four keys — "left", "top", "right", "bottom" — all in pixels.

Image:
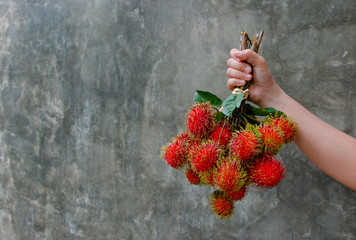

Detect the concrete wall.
[{"left": 1, "top": 0, "right": 356, "bottom": 239}]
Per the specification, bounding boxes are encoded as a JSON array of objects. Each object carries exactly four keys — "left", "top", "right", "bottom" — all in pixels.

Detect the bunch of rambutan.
[{"left": 161, "top": 89, "right": 298, "bottom": 219}]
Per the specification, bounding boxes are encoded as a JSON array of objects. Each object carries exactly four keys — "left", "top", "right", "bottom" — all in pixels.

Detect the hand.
[{"left": 226, "top": 48, "right": 281, "bottom": 108}]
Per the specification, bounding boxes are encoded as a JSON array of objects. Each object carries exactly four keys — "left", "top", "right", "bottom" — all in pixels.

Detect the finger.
[
  {"left": 231, "top": 49, "right": 267, "bottom": 67},
  {"left": 226, "top": 68, "right": 252, "bottom": 80},
  {"left": 227, "top": 78, "right": 246, "bottom": 91},
  {"left": 230, "top": 48, "right": 240, "bottom": 61},
  {"left": 227, "top": 58, "right": 252, "bottom": 73}
]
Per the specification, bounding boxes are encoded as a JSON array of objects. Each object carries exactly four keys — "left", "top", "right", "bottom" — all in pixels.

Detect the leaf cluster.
[{"left": 193, "top": 90, "right": 284, "bottom": 129}]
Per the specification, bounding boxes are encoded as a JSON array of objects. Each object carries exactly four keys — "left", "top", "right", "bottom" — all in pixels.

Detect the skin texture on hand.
[
  {"left": 227, "top": 49, "right": 356, "bottom": 191},
  {"left": 226, "top": 49, "right": 282, "bottom": 108}
]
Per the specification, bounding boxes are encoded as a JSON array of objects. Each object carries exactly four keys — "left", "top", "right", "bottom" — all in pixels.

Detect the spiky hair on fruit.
[
  {"left": 208, "top": 124, "right": 233, "bottom": 148},
  {"left": 186, "top": 102, "right": 216, "bottom": 138},
  {"left": 175, "top": 131, "right": 191, "bottom": 143},
  {"left": 265, "top": 115, "right": 298, "bottom": 144},
  {"left": 258, "top": 124, "right": 284, "bottom": 154},
  {"left": 227, "top": 185, "right": 247, "bottom": 201},
  {"left": 161, "top": 138, "right": 187, "bottom": 169},
  {"left": 214, "top": 159, "right": 247, "bottom": 193},
  {"left": 229, "top": 125, "right": 262, "bottom": 163},
  {"left": 250, "top": 154, "right": 286, "bottom": 188},
  {"left": 210, "top": 190, "right": 235, "bottom": 219},
  {"left": 189, "top": 141, "right": 221, "bottom": 172},
  {"left": 199, "top": 169, "right": 216, "bottom": 186},
  {"left": 185, "top": 168, "right": 201, "bottom": 185}
]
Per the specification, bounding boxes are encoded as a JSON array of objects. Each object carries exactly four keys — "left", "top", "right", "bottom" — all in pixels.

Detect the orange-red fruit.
[
  {"left": 209, "top": 125, "right": 233, "bottom": 148},
  {"left": 270, "top": 116, "right": 298, "bottom": 143},
  {"left": 162, "top": 140, "right": 187, "bottom": 169},
  {"left": 190, "top": 141, "right": 220, "bottom": 172},
  {"left": 211, "top": 191, "right": 234, "bottom": 219},
  {"left": 227, "top": 186, "right": 247, "bottom": 201},
  {"left": 229, "top": 130, "right": 261, "bottom": 162},
  {"left": 185, "top": 168, "right": 201, "bottom": 184},
  {"left": 250, "top": 155, "right": 285, "bottom": 188},
  {"left": 258, "top": 125, "right": 284, "bottom": 154},
  {"left": 214, "top": 160, "right": 246, "bottom": 193},
  {"left": 186, "top": 103, "right": 215, "bottom": 138},
  {"left": 175, "top": 131, "right": 190, "bottom": 143},
  {"left": 199, "top": 170, "right": 215, "bottom": 186}
]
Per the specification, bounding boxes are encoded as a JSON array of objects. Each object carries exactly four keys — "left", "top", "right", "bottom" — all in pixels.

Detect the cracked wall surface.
[{"left": 0, "top": 0, "right": 356, "bottom": 239}]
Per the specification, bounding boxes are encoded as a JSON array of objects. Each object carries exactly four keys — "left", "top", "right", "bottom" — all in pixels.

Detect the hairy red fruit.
[
  {"left": 185, "top": 168, "right": 201, "bottom": 184},
  {"left": 229, "top": 129, "right": 261, "bottom": 162},
  {"left": 250, "top": 155, "right": 285, "bottom": 188},
  {"left": 227, "top": 186, "right": 247, "bottom": 201},
  {"left": 269, "top": 116, "right": 298, "bottom": 143},
  {"left": 187, "top": 139, "right": 201, "bottom": 155},
  {"left": 176, "top": 131, "right": 190, "bottom": 143},
  {"left": 161, "top": 140, "right": 187, "bottom": 169},
  {"left": 199, "top": 170, "right": 215, "bottom": 186},
  {"left": 209, "top": 125, "right": 233, "bottom": 148},
  {"left": 190, "top": 141, "right": 220, "bottom": 172},
  {"left": 214, "top": 160, "right": 246, "bottom": 193},
  {"left": 186, "top": 103, "right": 215, "bottom": 138},
  {"left": 211, "top": 191, "right": 234, "bottom": 219},
  {"left": 258, "top": 125, "right": 284, "bottom": 154}
]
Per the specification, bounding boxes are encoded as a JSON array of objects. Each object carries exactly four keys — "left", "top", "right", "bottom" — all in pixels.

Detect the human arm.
[{"left": 226, "top": 49, "right": 356, "bottom": 191}]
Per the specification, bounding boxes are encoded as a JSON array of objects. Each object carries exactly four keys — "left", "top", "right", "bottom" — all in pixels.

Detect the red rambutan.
[
  {"left": 250, "top": 154, "right": 286, "bottom": 188},
  {"left": 268, "top": 116, "right": 298, "bottom": 143},
  {"left": 186, "top": 102, "right": 215, "bottom": 138},
  {"left": 258, "top": 125, "right": 284, "bottom": 154},
  {"left": 227, "top": 185, "right": 247, "bottom": 201},
  {"left": 190, "top": 141, "right": 220, "bottom": 172},
  {"left": 209, "top": 125, "right": 233, "bottom": 148},
  {"left": 161, "top": 139, "right": 187, "bottom": 169},
  {"left": 199, "top": 169, "right": 215, "bottom": 186},
  {"left": 175, "top": 131, "right": 191, "bottom": 143},
  {"left": 229, "top": 128, "right": 261, "bottom": 162},
  {"left": 210, "top": 190, "right": 234, "bottom": 219},
  {"left": 214, "top": 160, "right": 247, "bottom": 193},
  {"left": 185, "top": 168, "right": 201, "bottom": 185}
]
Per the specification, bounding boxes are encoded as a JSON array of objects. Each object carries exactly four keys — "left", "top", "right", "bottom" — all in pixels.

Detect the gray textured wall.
[{"left": 0, "top": 0, "right": 356, "bottom": 239}]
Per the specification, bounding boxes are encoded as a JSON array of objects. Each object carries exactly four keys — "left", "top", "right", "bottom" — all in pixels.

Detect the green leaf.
[
  {"left": 193, "top": 90, "right": 222, "bottom": 109},
  {"left": 244, "top": 103, "right": 284, "bottom": 117},
  {"left": 215, "top": 111, "right": 226, "bottom": 122},
  {"left": 221, "top": 94, "right": 244, "bottom": 117}
]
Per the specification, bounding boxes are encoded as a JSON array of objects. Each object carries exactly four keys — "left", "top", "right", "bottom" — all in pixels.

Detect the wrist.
[{"left": 259, "top": 83, "right": 289, "bottom": 111}]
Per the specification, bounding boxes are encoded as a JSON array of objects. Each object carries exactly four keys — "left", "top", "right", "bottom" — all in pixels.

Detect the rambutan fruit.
[
  {"left": 189, "top": 141, "right": 221, "bottom": 172},
  {"left": 161, "top": 139, "right": 187, "bottom": 169},
  {"left": 175, "top": 131, "right": 191, "bottom": 143},
  {"left": 227, "top": 185, "right": 247, "bottom": 201},
  {"left": 214, "top": 160, "right": 247, "bottom": 193},
  {"left": 229, "top": 126, "right": 261, "bottom": 162},
  {"left": 210, "top": 190, "right": 234, "bottom": 219},
  {"left": 250, "top": 154, "right": 286, "bottom": 188},
  {"left": 258, "top": 125, "right": 284, "bottom": 154},
  {"left": 267, "top": 116, "right": 298, "bottom": 144},
  {"left": 185, "top": 168, "right": 201, "bottom": 185},
  {"left": 209, "top": 125, "right": 233, "bottom": 148},
  {"left": 199, "top": 169, "right": 215, "bottom": 186},
  {"left": 186, "top": 102, "right": 215, "bottom": 138}
]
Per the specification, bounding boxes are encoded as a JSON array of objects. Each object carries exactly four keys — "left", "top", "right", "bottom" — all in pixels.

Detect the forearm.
[{"left": 263, "top": 86, "right": 356, "bottom": 190}]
